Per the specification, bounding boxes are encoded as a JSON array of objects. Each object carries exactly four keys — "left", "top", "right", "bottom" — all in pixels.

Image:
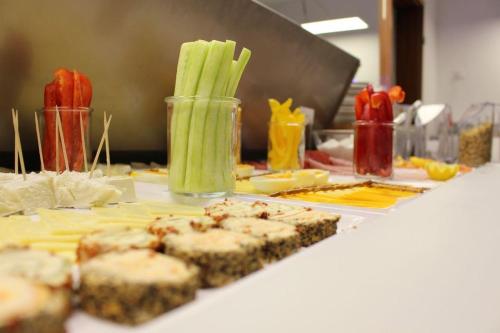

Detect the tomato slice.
[{"left": 388, "top": 85, "right": 405, "bottom": 103}]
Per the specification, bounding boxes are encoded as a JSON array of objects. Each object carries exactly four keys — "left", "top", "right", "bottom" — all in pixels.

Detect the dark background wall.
[{"left": 0, "top": 0, "right": 358, "bottom": 168}]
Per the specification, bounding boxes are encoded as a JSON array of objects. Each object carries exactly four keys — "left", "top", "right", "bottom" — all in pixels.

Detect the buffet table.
[{"left": 67, "top": 164, "right": 500, "bottom": 333}]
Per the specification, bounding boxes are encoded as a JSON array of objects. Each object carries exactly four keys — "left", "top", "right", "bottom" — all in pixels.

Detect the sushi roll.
[
  {"left": 79, "top": 249, "right": 199, "bottom": 325},
  {"left": 148, "top": 215, "right": 218, "bottom": 238},
  {"left": 267, "top": 209, "right": 339, "bottom": 247},
  {"left": 77, "top": 227, "right": 160, "bottom": 262},
  {"left": 0, "top": 247, "right": 72, "bottom": 289},
  {"left": 163, "top": 229, "right": 263, "bottom": 287},
  {"left": 0, "top": 275, "right": 68, "bottom": 333},
  {"left": 206, "top": 200, "right": 340, "bottom": 246},
  {"left": 220, "top": 217, "right": 300, "bottom": 261}
]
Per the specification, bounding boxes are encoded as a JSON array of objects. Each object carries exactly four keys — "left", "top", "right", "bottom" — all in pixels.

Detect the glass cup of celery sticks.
[{"left": 166, "top": 96, "right": 240, "bottom": 198}]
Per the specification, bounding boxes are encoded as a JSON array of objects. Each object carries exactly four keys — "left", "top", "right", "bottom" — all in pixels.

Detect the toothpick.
[
  {"left": 55, "top": 109, "right": 59, "bottom": 174},
  {"left": 55, "top": 106, "right": 69, "bottom": 171},
  {"left": 12, "top": 109, "right": 26, "bottom": 180},
  {"left": 104, "top": 112, "right": 111, "bottom": 176},
  {"left": 79, "top": 111, "right": 88, "bottom": 172},
  {"left": 34, "top": 112, "right": 45, "bottom": 171},
  {"left": 12, "top": 109, "right": 18, "bottom": 175},
  {"left": 89, "top": 115, "right": 112, "bottom": 178}
]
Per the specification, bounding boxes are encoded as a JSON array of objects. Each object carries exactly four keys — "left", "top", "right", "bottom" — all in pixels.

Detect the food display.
[
  {"left": 0, "top": 275, "right": 69, "bottom": 333},
  {"left": 354, "top": 85, "right": 405, "bottom": 178},
  {"left": 220, "top": 217, "right": 300, "bottom": 261},
  {"left": 148, "top": 215, "right": 217, "bottom": 237},
  {"left": 267, "top": 98, "right": 306, "bottom": 170},
  {"left": 273, "top": 182, "right": 424, "bottom": 209},
  {"left": 163, "top": 229, "right": 263, "bottom": 287},
  {"left": 168, "top": 40, "right": 251, "bottom": 195},
  {"left": 42, "top": 69, "right": 93, "bottom": 172},
  {"left": 79, "top": 249, "right": 199, "bottom": 325},
  {"left": 77, "top": 227, "right": 160, "bottom": 262}
]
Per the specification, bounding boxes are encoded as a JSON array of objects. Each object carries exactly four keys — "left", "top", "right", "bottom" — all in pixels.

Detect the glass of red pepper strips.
[
  {"left": 354, "top": 84, "right": 405, "bottom": 178},
  {"left": 41, "top": 68, "right": 93, "bottom": 172}
]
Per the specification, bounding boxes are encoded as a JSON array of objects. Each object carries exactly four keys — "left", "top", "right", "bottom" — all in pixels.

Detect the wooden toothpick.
[
  {"left": 104, "top": 112, "right": 111, "bottom": 176},
  {"left": 34, "top": 112, "right": 45, "bottom": 171},
  {"left": 12, "top": 109, "right": 18, "bottom": 175},
  {"left": 55, "top": 109, "right": 59, "bottom": 173},
  {"left": 79, "top": 111, "right": 88, "bottom": 172},
  {"left": 89, "top": 115, "right": 112, "bottom": 178},
  {"left": 55, "top": 106, "right": 69, "bottom": 171},
  {"left": 11, "top": 109, "right": 26, "bottom": 180}
]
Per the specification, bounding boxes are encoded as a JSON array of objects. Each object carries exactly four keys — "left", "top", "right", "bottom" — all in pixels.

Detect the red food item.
[
  {"left": 54, "top": 69, "right": 75, "bottom": 168},
  {"left": 71, "top": 70, "right": 93, "bottom": 171},
  {"left": 354, "top": 85, "right": 405, "bottom": 177},
  {"left": 388, "top": 85, "right": 405, "bottom": 104},
  {"left": 42, "top": 68, "right": 92, "bottom": 171}
]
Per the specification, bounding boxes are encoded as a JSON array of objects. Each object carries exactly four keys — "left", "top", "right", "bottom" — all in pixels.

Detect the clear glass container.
[
  {"left": 313, "top": 129, "right": 354, "bottom": 161},
  {"left": 354, "top": 121, "right": 394, "bottom": 178},
  {"left": 39, "top": 107, "right": 92, "bottom": 172},
  {"left": 267, "top": 120, "right": 305, "bottom": 171},
  {"left": 234, "top": 106, "right": 243, "bottom": 165},
  {"left": 165, "top": 96, "right": 240, "bottom": 197},
  {"left": 458, "top": 103, "right": 495, "bottom": 167}
]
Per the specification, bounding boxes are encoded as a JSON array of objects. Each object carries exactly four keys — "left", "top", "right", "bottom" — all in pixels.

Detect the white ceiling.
[{"left": 258, "top": 0, "right": 379, "bottom": 32}]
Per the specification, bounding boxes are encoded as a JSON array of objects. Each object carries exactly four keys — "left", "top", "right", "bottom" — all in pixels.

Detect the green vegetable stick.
[
  {"left": 184, "top": 40, "right": 225, "bottom": 192},
  {"left": 200, "top": 41, "right": 236, "bottom": 191},
  {"left": 169, "top": 40, "right": 209, "bottom": 191},
  {"left": 170, "top": 42, "right": 193, "bottom": 165},
  {"left": 217, "top": 49, "right": 251, "bottom": 189}
]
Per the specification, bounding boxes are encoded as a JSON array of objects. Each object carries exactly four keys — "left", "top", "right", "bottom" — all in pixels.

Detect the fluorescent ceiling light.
[{"left": 301, "top": 17, "right": 368, "bottom": 35}]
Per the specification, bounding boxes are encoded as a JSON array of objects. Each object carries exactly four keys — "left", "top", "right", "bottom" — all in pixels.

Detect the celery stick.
[
  {"left": 184, "top": 40, "right": 225, "bottom": 192},
  {"left": 169, "top": 40, "right": 209, "bottom": 191},
  {"left": 216, "top": 49, "right": 252, "bottom": 189},
  {"left": 200, "top": 41, "right": 236, "bottom": 191},
  {"left": 170, "top": 42, "right": 193, "bottom": 166}
]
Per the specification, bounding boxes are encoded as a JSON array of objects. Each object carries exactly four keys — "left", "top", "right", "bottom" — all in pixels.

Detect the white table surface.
[{"left": 68, "top": 164, "right": 500, "bottom": 333}]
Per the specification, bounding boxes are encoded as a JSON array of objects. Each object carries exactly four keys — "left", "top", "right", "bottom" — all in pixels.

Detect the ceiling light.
[{"left": 301, "top": 17, "right": 369, "bottom": 35}]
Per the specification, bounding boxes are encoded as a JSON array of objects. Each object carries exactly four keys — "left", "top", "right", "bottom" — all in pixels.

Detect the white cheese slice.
[{"left": 106, "top": 176, "right": 137, "bottom": 203}]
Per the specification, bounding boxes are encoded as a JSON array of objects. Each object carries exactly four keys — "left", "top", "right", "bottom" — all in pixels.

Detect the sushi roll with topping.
[
  {"left": 205, "top": 199, "right": 340, "bottom": 246},
  {"left": 148, "top": 216, "right": 217, "bottom": 238},
  {"left": 267, "top": 209, "right": 339, "bottom": 247},
  {"left": 77, "top": 227, "right": 160, "bottom": 262},
  {"left": 79, "top": 249, "right": 199, "bottom": 325},
  {"left": 0, "top": 275, "right": 68, "bottom": 333},
  {"left": 220, "top": 217, "right": 300, "bottom": 261},
  {"left": 0, "top": 247, "right": 72, "bottom": 289},
  {"left": 163, "top": 229, "right": 263, "bottom": 287}
]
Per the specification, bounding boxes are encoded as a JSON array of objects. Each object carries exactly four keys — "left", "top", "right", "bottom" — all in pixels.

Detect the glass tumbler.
[
  {"left": 166, "top": 96, "right": 240, "bottom": 197},
  {"left": 39, "top": 107, "right": 92, "bottom": 172},
  {"left": 267, "top": 120, "right": 305, "bottom": 171},
  {"left": 354, "top": 121, "right": 394, "bottom": 178}
]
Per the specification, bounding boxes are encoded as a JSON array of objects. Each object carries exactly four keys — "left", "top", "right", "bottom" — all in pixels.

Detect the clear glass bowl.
[
  {"left": 313, "top": 129, "right": 354, "bottom": 161},
  {"left": 165, "top": 96, "right": 240, "bottom": 197}
]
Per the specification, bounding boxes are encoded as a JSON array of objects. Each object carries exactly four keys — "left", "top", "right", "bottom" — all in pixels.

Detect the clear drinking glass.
[
  {"left": 39, "top": 107, "right": 92, "bottom": 172},
  {"left": 354, "top": 121, "right": 394, "bottom": 178},
  {"left": 165, "top": 96, "right": 240, "bottom": 197},
  {"left": 267, "top": 120, "right": 305, "bottom": 171}
]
